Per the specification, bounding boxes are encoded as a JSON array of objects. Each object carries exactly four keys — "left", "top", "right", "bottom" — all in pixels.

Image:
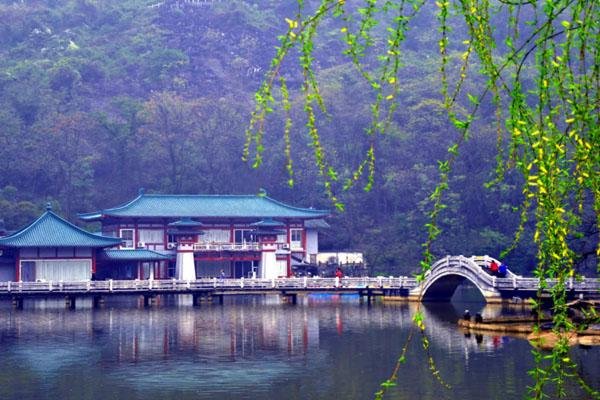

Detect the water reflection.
[{"left": 0, "top": 294, "right": 598, "bottom": 400}]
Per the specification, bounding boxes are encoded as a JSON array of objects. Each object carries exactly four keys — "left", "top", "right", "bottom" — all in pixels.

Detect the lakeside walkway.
[{"left": 1, "top": 256, "right": 598, "bottom": 308}]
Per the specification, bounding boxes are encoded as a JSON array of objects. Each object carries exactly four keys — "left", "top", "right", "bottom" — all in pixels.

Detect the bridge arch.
[{"left": 411, "top": 256, "right": 507, "bottom": 302}]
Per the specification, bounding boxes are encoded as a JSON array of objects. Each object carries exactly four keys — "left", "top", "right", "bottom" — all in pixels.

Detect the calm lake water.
[{"left": 0, "top": 294, "right": 598, "bottom": 400}]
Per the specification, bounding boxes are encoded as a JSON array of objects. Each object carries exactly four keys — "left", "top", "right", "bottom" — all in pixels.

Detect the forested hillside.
[{"left": 0, "top": 0, "right": 596, "bottom": 275}]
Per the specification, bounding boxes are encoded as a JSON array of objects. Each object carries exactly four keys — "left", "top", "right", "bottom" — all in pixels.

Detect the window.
[
  {"left": 138, "top": 229, "right": 164, "bottom": 244},
  {"left": 233, "top": 261, "right": 257, "bottom": 278},
  {"left": 290, "top": 229, "right": 303, "bottom": 249},
  {"left": 20, "top": 261, "right": 36, "bottom": 282},
  {"left": 202, "top": 229, "right": 230, "bottom": 243},
  {"left": 167, "top": 261, "right": 176, "bottom": 278},
  {"left": 120, "top": 229, "right": 135, "bottom": 249},
  {"left": 234, "top": 229, "right": 255, "bottom": 244},
  {"left": 20, "top": 260, "right": 91, "bottom": 282}
]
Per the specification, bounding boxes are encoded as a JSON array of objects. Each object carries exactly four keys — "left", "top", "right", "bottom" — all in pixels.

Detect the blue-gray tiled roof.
[
  {"left": 304, "top": 219, "right": 331, "bottom": 229},
  {"left": 79, "top": 194, "right": 329, "bottom": 221},
  {"left": 168, "top": 218, "right": 204, "bottom": 227},
  {"left": 101, "top": 249, "right": 171, "bottom": 261},
  {"left": 0, "top": 211, "right": 123, "bottom": 248},
  {"left": 250, "top": 218, "right": 285, "bottom": 227}
]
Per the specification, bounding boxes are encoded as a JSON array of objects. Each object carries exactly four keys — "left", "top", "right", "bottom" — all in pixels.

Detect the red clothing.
[
  {"left": 490, "top": 261, "right": 499, "bottom": 274},
  {"left": 335, "top": 269, "right": 343, "bottom": 279}
]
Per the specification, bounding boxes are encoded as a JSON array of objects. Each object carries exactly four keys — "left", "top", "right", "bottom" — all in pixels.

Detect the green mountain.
[{"left": 0, "top": 0, "right": 595, "bottom": 275}]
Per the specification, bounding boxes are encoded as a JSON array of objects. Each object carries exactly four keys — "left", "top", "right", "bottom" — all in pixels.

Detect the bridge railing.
[
  {"left": 494, "top": 276, "right": 600, "bottom": 292},
  {"left": 414, "top": 255, "right": 600, "bottom": 294},
  {"left": 0, "top": 275, "right": 595, "bottom": 295},
  {"left": 0, "top": 276, "right": 422, "bottom": 295}
]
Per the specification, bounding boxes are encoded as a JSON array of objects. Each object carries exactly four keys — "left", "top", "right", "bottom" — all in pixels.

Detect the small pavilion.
[{"left": 0, "top": 205, "right": 122, "bottom": 282}]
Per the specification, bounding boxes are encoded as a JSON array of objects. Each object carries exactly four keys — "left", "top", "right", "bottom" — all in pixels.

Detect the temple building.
[
  {"left": 79, "top": 190, "right": 329, "bottom": 280},
  {"left": 0, "top": 192, "right": 329, "bottom": 282}
]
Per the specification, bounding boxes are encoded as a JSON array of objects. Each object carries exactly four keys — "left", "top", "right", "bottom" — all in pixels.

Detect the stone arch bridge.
[{"left": 407, "top": 255, "right": 599, "bottom": 302}]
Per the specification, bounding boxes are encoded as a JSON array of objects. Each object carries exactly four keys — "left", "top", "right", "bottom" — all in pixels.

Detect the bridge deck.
[
  {"left": 1, "top": 256, "right": 598, "bottom": 303},
  {"left": 0, "top": 277, "right": 410, "bottom": 299},
  {"left": 0, "top": 274, "right": 597, "bottom": 300}
]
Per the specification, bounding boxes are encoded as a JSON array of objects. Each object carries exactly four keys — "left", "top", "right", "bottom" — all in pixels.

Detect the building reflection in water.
[
  {"left": 0, "top": 294, "right": 539, "bottom": 372},
  {"left": 0, "top": 294, "right": 530, "bottom": 362},
  {"left": 84, "top": 296, "right": 324, "bottom": 363},
  {"left": 0, "top": 294, "right": 598, "bottom": 399}
]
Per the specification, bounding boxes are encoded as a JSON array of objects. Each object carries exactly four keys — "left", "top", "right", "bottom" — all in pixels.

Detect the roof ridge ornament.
[
  {"left": 258, "top": 188, "right": 267, "bottom": 197},
  {"left": 139, "top": 188, "right": 145, "bottom": 196},
  {"left": 45, "top": 202, "right": 52, "bottom": 211}
]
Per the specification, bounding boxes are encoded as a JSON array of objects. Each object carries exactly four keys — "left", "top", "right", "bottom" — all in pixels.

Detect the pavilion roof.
[
  {"left": 0, "top": 209, "right": 122, "bottom": 248},
  {"left": 250, "top": 218, "right": 286, "bottom": 228},
  {"left": 79, "top": 192, "right": 329, "bottom": 221},
  {"left": 168, "top": 217, "right": 204, "bottom": 227},
  {"left": 101, "top": 249, "right": 171, "bottom": 261},
  {"left": 304, "top": 219, "right": 330, "bottom": 229}
]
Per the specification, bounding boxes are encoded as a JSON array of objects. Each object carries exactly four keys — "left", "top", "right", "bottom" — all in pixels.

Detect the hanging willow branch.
[{"left": 245, "top": 0, "right": 600, "bottom": 398}]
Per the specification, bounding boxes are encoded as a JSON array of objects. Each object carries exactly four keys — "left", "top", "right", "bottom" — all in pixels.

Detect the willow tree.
[{"left": 244, "top": 0, "right": 599, "bottom": 398}]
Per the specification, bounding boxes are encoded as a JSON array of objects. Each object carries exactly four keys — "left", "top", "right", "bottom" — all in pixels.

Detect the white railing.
[
  {"left": 493, "top": 277, "right": 600, "bottom": 292},
  {"left": 193, "top": 242, "right": 261, "bottom": 252},
  {"left": 0, "top": 273, "right": 596, "bottom": 296},
  {"left": 0, "top": 277, "right": 419, "bottom": 294}
]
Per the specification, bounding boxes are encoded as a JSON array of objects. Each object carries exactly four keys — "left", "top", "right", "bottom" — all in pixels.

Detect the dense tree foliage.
[
  {"left": 0, "top": 0, "right": 595, "bottom": 282},
  {"left": 243, "top": 0, "right": 599, "bottom": 398}
]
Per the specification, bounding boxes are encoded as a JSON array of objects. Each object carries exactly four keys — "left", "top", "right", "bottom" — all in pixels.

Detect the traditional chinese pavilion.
[
  {"left": 0, "top": 205, "right": 123, "bottom": 282},
  {"left": 78, "top": 190, "right": 330, "bottom": 280}
]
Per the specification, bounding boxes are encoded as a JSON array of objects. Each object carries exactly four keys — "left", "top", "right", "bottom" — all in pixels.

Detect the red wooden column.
[
  {"left": 301, "top": 229, "right": 307, "bottom": 258},
  {"left": 134, "top": 221, "right": 139, "bottom": 249},
  {"left": 92, "top": 252, "right": 97, "bottom": 276},
  {"left": 15, "top": 251, "right": 20, "bottom": 282},
  {"left": 286, "top": 226, "right": 291, "bottom": 277}
]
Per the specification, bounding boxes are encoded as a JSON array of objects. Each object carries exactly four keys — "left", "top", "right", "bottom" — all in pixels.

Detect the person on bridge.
[
  {"left": 498, "top": 263, "right": 507, "bottom": 277},
  {"left": 489, "top": 260, "right": 499, "bottom": 275},
  {"left": 335, "top": 267, "right": 343, "bottom": 279}
]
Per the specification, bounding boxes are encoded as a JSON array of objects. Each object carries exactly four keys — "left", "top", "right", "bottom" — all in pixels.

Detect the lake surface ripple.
[{"left": 0, "top": 295, "right": 598, "bottom": 400}]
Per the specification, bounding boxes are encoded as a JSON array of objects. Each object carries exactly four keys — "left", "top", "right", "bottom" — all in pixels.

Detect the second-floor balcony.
[
  {"left": 188, "top": 242, "right": 302, "bottom": 252},
  {"left": 193, "top": 242, "right": 261, "bottom": 252}
]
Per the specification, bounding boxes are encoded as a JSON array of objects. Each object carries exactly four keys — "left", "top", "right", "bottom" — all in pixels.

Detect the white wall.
[
  {"left": 306, "top": 230, "right": 319, "bottom": 257},
  {"left": 260, "top": 251, "right": 277, "bottom": 279},
  {"left": 276, "top": 260, "right": 287, "bottom": 277}
]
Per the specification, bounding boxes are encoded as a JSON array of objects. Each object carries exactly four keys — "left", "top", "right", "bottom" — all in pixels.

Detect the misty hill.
[{"left": 0, "top": 0, "right": 594, "bottom": 275}]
